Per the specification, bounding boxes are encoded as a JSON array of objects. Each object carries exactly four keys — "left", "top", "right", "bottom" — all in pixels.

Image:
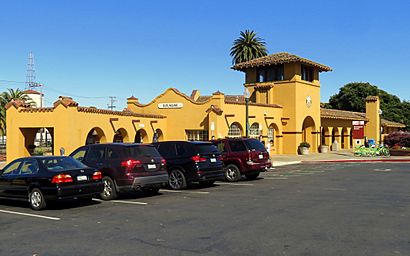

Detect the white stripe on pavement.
[
  {"left": 160, "top": 189, "right": 210, "bottom": 194},
  {"left": 0, "top": 209, "right": 60, "bottom": 221},
  {"left": 93, "top": 199, "right": 147, "bottom": 205},
  {"left": 263, "top": 177, "right": 289, "bottom": 180},
  {"left": 216, "top": 182, "right": 254, "bottom": 186}
]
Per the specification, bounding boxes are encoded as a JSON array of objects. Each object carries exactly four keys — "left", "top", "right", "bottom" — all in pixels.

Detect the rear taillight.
[
  {"left": 121, "top": 159, "right": 142, "bottom": 170},
  {"left": 192, "top": 155, "right": 207, "bottom": 163},
  {"left": 161, "top": 159, "right": 166, "bottom": 166},
  {"left": 92, "top": 171, "right": 102, "bottom": 180},
  {"left": 51, "top": 174, "right": 73, "bottom": 184}
]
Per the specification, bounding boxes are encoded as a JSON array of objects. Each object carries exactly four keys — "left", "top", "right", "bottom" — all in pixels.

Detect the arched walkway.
[
  {"left": 249, "top": 122, "right": 260, "bottom": 138},
  {"left": 302, "top": 116, "right": 316, "bottom": 151},
  {"left": 268, "top": 123, "right": 280, "bottom": 154},
  {"left": 21, "top": 127, "right": 54, "bottom": 156},
  {"left": 135, "top": 129, "right": 148, "bottom": 143},
  {"left": 227, "top": 122, "right": 243, "bottom": 138},
  {"left": 113, "top": 128, "right": 129, "bottom": 143},
  {"left": 155, "top": 129, "right": 163, "bottom": 142},
  {"left": 86, "top": 127, "right": 106, "bottom": 145}
]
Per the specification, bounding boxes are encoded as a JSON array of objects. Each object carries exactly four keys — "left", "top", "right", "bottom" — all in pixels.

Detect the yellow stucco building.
[{"left": 5, "top": 52, "right": 405, "bottom": 162}]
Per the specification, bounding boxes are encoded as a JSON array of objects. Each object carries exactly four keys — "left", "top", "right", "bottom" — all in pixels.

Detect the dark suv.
[
  {"left": 212, "top": 138, "right": 271, "bottom": 181},
  {"left": 70, "top": 143, "right": 169, "bottom": 200},
  {"left": 153, "top": 141, "right": 224, "bottom": 189}
]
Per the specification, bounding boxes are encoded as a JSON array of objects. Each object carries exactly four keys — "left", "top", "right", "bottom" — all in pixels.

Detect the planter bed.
[{"left": 389, "top": 149, "right": 410, "bottom": 156}]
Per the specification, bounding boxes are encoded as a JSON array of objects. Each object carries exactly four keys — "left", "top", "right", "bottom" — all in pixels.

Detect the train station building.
[{"left": 6, "top": 53, "right": 405, "bottom": 162}]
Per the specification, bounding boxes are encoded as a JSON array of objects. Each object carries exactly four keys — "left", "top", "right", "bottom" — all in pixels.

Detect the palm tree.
[
  {"left": 230, "top": 30, "right": 268, "bottom": 65},
  {"left": 0, "top": 88, "right": 33, "bottom": 135}
]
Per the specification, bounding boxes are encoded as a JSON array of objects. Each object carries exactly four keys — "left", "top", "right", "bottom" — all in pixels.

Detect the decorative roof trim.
[{"left": 232, "top": 52, "right": 332, "bottom": 72}]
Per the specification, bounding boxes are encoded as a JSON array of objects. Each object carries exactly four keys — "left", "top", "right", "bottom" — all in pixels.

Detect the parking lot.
[{"left": 0, "top": 162, "right": 409, "bottom": 256}]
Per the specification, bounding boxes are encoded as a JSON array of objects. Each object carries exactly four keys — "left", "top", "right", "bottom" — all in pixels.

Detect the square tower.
[{"left": 232, "top": 52, "right": 332, "bottom": 154}]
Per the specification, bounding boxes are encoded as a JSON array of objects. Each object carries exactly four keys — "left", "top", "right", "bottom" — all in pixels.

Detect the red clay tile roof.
[
  {"left": 196, "top": 96, "right": 212, "bottom": 102},
  {"left": 381, "top": 119, "right": 406, "bottom": 128},
  {"left": 205, "top": 105, "right": 223, "bottom": 115},
  {"left": 321, "top": 108, "right": 367, "bottom": 121},
  {"left": 232, "top": 52, "right": 332, "bottom": 72},
  {"left": 23, "top": 89, "right": 41, "bottom": 95},
  {"left": 53, "top": 96, "right": 79, "bottom": 107},
  {"left": 77, "top": 107, "right": 166, "bottom": 118},
  {"left": 365, "top": 96, "right": 379, "bottom": 102},
  {"left": 5, "top": 99, "right": 31, "bottom": 110}
]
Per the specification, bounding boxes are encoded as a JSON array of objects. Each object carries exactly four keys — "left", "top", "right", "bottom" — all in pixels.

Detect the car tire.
[
  {"left": 168, "top": 169, "right": 187, "bottom": 190},
  {"left": 245, "top": 172, "right": 260, "bottom": 180},
  {"left": 29, "top": 188, "right": 47, "bottom": 210},
  {"left": 224, "top": 164, "right": 241, "bottom": 182},
  {"left": 100, "top": 176, "right": 118, "bottom": 200}
]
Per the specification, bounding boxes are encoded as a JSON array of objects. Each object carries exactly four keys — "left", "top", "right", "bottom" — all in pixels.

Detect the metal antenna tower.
[
  {"left": 26, "top": 52, "right": 36, "bottom": 89},
  {"left": 108, "top": 96, "right": 117, "bottom": 111}
]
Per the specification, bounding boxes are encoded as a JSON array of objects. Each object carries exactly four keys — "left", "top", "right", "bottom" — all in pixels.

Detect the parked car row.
[{"left": 0, "top": 138, "right": 271, "bottom": 210}]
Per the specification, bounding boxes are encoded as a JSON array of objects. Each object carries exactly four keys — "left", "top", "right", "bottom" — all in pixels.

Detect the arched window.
[
  {"left": 228, "top": 123, "right": 242, "bottom": 138},
  {"left": 249, "top": 123, "right": 260, "bottom": 138}
]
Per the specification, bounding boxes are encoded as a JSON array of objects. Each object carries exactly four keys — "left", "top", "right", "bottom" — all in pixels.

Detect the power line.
[{"left": 108, "top": 96, "right": 117, "bottom": 110}]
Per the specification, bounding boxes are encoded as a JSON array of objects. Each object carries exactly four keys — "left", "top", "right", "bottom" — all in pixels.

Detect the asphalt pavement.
[{"left": 0, "top": 162, "right": 409, "bottom": 256}]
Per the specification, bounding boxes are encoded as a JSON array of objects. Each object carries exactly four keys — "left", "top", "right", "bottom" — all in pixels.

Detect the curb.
[{"left": 305, "top": 159, "right": 410, "bottom": 163}]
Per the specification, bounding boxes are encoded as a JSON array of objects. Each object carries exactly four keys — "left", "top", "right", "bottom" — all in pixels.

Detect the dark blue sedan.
[{"left": 0, "top": 156, "right": 104, "bottom": 210}]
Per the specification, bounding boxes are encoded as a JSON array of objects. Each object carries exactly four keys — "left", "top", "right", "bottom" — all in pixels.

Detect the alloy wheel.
[{"left": 30, "top": 191, "right": 42, "bottom": 208}]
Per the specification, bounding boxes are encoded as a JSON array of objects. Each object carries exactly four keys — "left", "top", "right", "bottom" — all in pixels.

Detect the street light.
[
  {"left": 244, "top": 87, "right": 251, "bottom": 138},
  {"left": 378, "top": 109, "right": 383, "bottom": 145}
]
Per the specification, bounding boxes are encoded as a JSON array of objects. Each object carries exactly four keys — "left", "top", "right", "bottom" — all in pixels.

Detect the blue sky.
[{"left": 1, "top": 0, "right": 409, "bottom": 109}]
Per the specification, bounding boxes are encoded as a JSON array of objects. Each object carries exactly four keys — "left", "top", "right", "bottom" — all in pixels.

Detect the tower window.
[
  {"left": 256, "top": 64, "right": 284, "bottom": 82},
  {"left": 301, "top": 65, "right": 314, "bottom": 82}
]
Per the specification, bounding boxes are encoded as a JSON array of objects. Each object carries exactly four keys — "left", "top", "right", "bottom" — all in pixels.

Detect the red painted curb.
[{"left": 305, "top": 159, "right": 410, "bottom": 163}]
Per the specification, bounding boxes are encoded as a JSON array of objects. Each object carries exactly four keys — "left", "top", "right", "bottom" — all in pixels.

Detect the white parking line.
[
  {"left": 160, "top": 189, "right": 210, "bottom": 194},
  {"left": 93, "top": 199, "right": 147, "bottom": 205},
  {"left": 0, "top": 209, "right": 60, "bottom": 221},
  {"left": 263, "top": 177, "right": 289, "bottom": 180},
  {"left": 215, "top": 182, "right": 254, "bottom": 186}
]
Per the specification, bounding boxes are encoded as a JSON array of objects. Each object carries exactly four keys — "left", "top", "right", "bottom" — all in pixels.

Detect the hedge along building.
[{"left": 6, "top": 52, "right": 405, "bottom": 162}]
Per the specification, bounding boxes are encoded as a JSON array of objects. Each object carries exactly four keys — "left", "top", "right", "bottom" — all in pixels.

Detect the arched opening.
[
  {"left": 268, "top": 123, "right": 279, "bottom": 153},
  {"left": 302, "top": 116, "right": 316, "bottom": 151},
  {"left": 227, "top": 122, "right": 243, "bottom": 138},
  {"left": 113, "top": 128, "right": 129, "bottom": 143},
  {"left": 21, "top": 127, "right": 55, "bottom": 156},
  {"left": 155, "top": 129, "right": 163, "bottom": 142},
  {"left": 86, "top": 127, "right": 106, "bottom": 145},
  {"left": 341, "top": 127, "right": 348, "bottom": 149},
  {"left": 249, "top": 123, "right": 260, "bottom": 139},
  {"left": 135, "top": 129, "right": 148, "bottom": 143}
]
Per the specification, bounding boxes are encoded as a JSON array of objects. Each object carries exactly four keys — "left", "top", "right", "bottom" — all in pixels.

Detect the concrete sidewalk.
[{"left": 271, "top": 149, "right": 410, "bottom": 167}]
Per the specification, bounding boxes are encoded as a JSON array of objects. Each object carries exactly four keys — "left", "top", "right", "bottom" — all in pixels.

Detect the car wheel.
[
  {"left": 29, "top": 188, "right": 47, "bottom": 210},
  {"left": 199, "top": 180, "right": 215, "bottom": 187},
  {"left": 245, "top": 172, "right": 260, "bottom": 180},
  {"left": 168, "top": 169, "right": 187, "bottom": 190},
  {"left": 224, "top": 164, "right": 241, "bottom": 182},
  {"left": 100, "top": 176, "right": 118, "bottom": 200}
]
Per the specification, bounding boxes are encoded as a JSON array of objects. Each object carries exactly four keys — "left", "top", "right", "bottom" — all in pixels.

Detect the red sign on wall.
[{"left": 352, "top": 121, "right": 365, "bottom": 139}]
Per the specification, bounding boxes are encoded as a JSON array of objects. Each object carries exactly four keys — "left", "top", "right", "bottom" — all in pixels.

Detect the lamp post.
[
  {"left": 244, "top": 87, "right": 251, "bottom": 138},
  {"left": 378, "top": 109, "right": 383, "bottom": 145}
]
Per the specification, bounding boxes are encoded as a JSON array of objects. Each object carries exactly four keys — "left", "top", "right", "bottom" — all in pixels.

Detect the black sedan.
[{"left": 0, "top": 156, "right": 104, "bottom": 210}]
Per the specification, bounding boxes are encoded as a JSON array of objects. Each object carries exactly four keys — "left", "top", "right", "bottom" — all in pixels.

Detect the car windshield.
[
  {"left": 194, "top": 144, "right": 219, "bottom": 154},
  {"left": 41, "top": 157, "right": 87, "bottom": 171},
  {"left": 128, "top": 146, "right": 161, "bottom": 158},
  {"left": 245, "top": 139, "right": 266, "bottom": 152}
]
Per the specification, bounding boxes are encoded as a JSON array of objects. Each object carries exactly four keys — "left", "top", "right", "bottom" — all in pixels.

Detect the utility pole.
[{"left": 108, "top": 96, "right": 117, "bottom": 111}]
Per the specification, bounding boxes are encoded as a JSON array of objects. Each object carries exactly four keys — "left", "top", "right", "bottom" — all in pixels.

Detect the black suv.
[
  {"left": 70, "top": 143, "right": 169, "bottom": 200},
  {"left": 153, "top": 141, "right": 224, "bottom": 189}
]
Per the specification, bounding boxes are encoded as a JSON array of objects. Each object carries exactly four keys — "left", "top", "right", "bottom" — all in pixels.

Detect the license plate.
[
  {"left": 77, "top": 175, "right": 87, "bottom": 181},
  {"left": 147, "top": 164, "right": 156, "bottom": 169},
  {"left": 210, "top": 158, "right": 216, "bottom": 163},
  {"left": 258, "top": 154, "right": 263, "bottom": 159}
]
